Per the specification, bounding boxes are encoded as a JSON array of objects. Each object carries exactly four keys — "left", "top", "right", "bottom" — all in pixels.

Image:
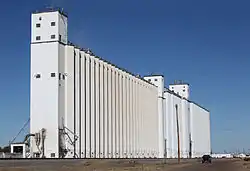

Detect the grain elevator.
[{"left": 29, "top": 8, "right": 211, "bottom": 159}]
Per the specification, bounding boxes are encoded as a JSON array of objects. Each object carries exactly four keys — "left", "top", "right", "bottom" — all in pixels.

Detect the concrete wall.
[
  {"left": 31, "top": 11, "right": 67, "bottom": 44},
  {"left": 30, "top": 10, "right": 68, "bottom": 158},
  {"left": 143, "top": 76, "right": 165, "bottom": 158},
  {"left": 180, "top": 99, "right": 190, "bottom": 158},
  {"left": 164, "top": 91, "right": 184, "bottom": 158},
  {"left": 190, "top": 102, "right": 211, "bottom": 157},
  {"left": 163, "top": 90, "right": 193, "bottom": 159},
  {"left": 30, "top": 42, "right": 60, "bottom": 158},
  {"left": 169, "top": 84, "right": 190, "bottom": 99},
  {"left": 64, "top": 48, "right": 160, "bottom": 158}
]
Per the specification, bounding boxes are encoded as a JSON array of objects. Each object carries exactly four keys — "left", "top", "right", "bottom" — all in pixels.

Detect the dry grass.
[
  {"left": 233, "top": 159, "right": 250, "bottom": 171},
  {"left": 244, "top": 158, "right": 250, "bottom": 162},
  {"left": 0, "top": 160, "right": 193, "bottom": 171}
]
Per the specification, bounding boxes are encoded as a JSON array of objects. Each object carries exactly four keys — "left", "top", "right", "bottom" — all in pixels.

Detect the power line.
[{"left": 9, "top": 118, "right": 30, "bottom": 145}]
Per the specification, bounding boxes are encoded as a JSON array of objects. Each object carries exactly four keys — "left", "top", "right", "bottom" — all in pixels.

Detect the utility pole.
[{"left": 175, "top": 105, "right": 181, "bottom": 163}]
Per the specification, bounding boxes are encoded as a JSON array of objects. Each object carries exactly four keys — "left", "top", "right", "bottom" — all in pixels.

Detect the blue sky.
[{"left": 0, "top": 0, "right": 250, "bottom": 153}]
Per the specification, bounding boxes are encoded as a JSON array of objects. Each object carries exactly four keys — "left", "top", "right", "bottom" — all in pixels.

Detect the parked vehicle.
[{"left": 202, "top": 155, "right": 212, "bottom": 163}]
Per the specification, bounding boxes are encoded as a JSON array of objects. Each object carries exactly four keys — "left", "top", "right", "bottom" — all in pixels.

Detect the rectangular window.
[
  {"left": 36, "top": 23, "right": 41, "bottom": 28},
  {"left": 35, "top": 74, "right": 41, "bottom": 79},
  {"left": 51, "top": 35, "right": 56, "bottom": 39},
  {"left": 51, "top": 73, "right": 56, "bottom": 77},
  {"left": 51, "top": 22, "right": 56, "bottom": 26},
  {"left": 59, "top": 35, "right": 62, "bottom": 41},
  {"left": 36, "top": 36, "right": 41, "bottom": 40}
]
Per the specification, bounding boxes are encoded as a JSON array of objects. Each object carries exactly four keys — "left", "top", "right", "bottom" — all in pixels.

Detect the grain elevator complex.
[{"left": 29, "top": 8, "right": 211, "bottom": 159}]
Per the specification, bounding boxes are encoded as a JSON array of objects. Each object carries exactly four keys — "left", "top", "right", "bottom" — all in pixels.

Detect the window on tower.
[
  {"left": 36, "top": 36, "right": 41, "bottom": 40},
  {"left": 35, "top": 74, "right": 41, "bottom": 79},
  {"left": 51, "top": 35, "right": 56, "bottom": 39},
  {"left": 51, "top": 22, "right": 56, "bottom": 26},
  {"left": 36, "top": 23, "right": 41, "bottom": 28},
  {"left": 51, "top": 73, "right": 56, "bottom": 77}
]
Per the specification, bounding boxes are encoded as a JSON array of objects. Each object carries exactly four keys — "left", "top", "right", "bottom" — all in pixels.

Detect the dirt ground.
[{"left": 0, "top": 158, "right": 249, "bottom": 171}]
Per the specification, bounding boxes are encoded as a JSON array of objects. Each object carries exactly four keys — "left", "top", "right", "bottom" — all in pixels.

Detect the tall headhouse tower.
[
  {"left": 169, "top": 80, "right": 190, "bottom": 99},
  {"left": 30, "top": 9, "right": 68, "bottom": 158}
]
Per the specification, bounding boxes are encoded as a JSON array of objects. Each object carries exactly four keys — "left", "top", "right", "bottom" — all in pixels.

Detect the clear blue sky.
[{"left": 0, "top": 0, "right": 249, "bottom": 153}]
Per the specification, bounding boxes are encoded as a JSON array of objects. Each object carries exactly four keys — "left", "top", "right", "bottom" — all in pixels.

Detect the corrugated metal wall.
[{"left": 64, "top": 46, "right": 159, "bottom": 158}]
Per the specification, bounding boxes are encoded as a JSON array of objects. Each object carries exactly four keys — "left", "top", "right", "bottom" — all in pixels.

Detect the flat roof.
[
  {"left": 164, "top": 88, "right": 183, "bottom": 99},
  {"left": 169, "top": 83, "right": 190, "bottom": 86},
  {"left": 32, "top": 7, "right": 68, "bottom": 17},
  {"left": 164, "top": 88, "right": 210, "bottom": 112},
  {"left": 143, "top": 74, "right": 164, "bottom": 78},
  {"left": 11, "top": 142, "right": 26, "bottom": 145},
  {"left": 189, "top": 101, "right": 210, "bottom": 112}
]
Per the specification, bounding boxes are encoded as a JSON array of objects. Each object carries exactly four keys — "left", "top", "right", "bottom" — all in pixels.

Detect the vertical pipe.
[
  {"left": 99, "top": 62, "right": 104, "bottom": 158},
  {"left": 136, "top": 81, "right": 139, "bottom": 157},
  {"left": 83, "top": 54, "right": 86, "bottom": 158},
  {"left": 85, "top": 55, "right": 90, "bottom": 158},
  {"left": 134, "top": 80, "right": 137, "bottom": 158},
  {"left": 104, "top": 65, "right": 108, "bottom": 158},
  {"left": 130, "top": 78, "right": 133, "bottom": 158},
  {"left": 138, "top": 82, "right": 141, "bottom": 158},
  {"left": 89, "top": 58, "right": 92, "bottom": 158},
  {"left": 96, "top": 60, "right": 100, "bottom": 158},
  {"left": 79, "top": 53, "right": 81, "bottom": 157},
  {"left": 176, "top": 104, "right": 181, "bottom": 163},
  {"left": 147, "top": 87, "right": 150, "bottom": 157},
  {"left": 143, "top": 84, "right": 146, "bottom": 157},
  {"left": 126, "top": 77, "right": 130, "bottom": 158},
  {"left": 115, "top": 71, "right": 119, "bottom": 158},
  {"left": 144, "top": 85, "right": 147, "bottom": 157},
  {"left": 74, "top": 49, "right": 80, "bottom": 158},
  {"left": 119, "top": 74, "right": 123, "bottom": 158},
  {"left": 171, "top": 96, "right": 174, "bottom": 158},
  {"left": 140, "top": 83, "right": 143, "bottom": 157},
  {"left": 132, "top": 80, "right": 135, "bottom": 158},
  {"left": 123, "top": 75, "right": 127, "bottom": 158},
  {"left": 73, "top": 50, "right": 76, "bottom": 158},
  {"left": 107, "top": 67, "right": 109, "bottom": 158},
  {"left": 133, "top": 80, "right": 136, "bottom": 157},
  {"left": 91, "top": 58, "right": 95, "bottom": 158},
  {"left": 112, "top": 69, "right": 116, "bottom": 158},
  {"left": 108, "top": 68, "right": 112, "bottom": 158},
  {"left": 93, "top": 60, "right": 97, "bottom": 158}
]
